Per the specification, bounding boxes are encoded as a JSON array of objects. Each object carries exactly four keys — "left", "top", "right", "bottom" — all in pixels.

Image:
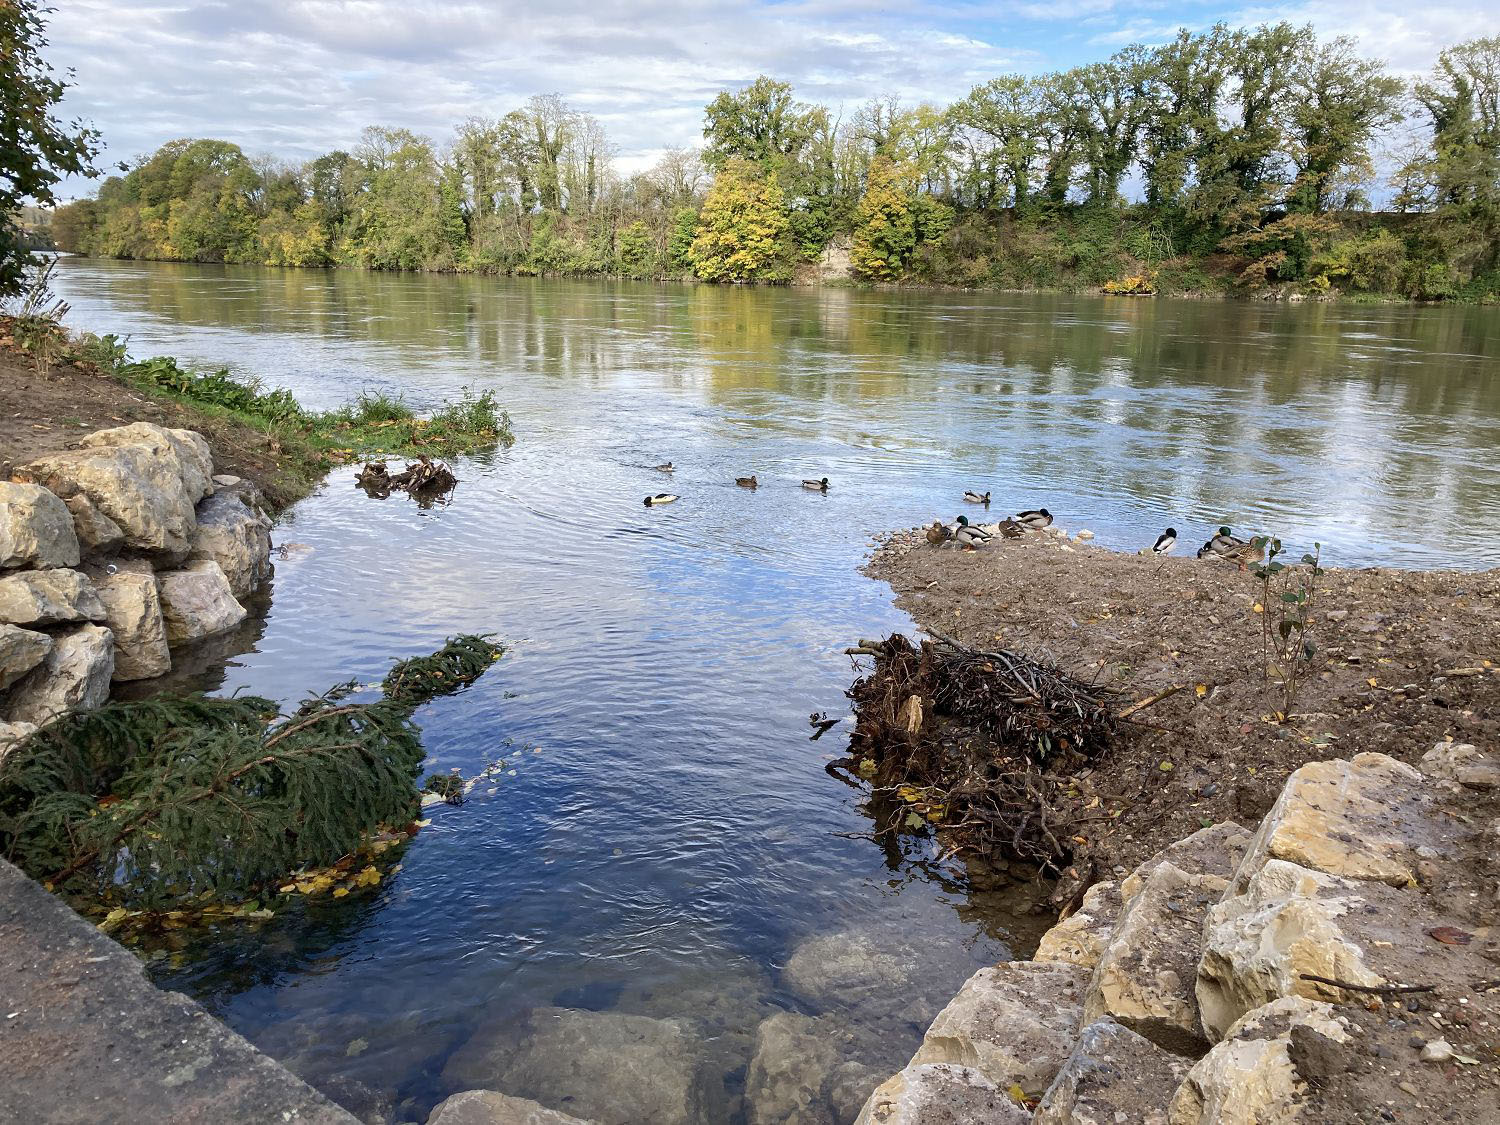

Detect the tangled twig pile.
[
  {"left": 357, "top": 455, "right": 458, "bottom": 502},
  {"left": 840, "top": 632, "right": 1121, "bottom": 872}
]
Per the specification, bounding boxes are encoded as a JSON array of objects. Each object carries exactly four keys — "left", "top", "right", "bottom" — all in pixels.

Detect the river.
[{"left": 50, "top": 260, "right": 1500, "bottom": 1123}]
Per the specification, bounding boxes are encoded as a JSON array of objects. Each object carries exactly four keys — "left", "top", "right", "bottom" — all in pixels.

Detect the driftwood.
[
  {"left": 357, "top": 456, "right": 458, "bottom": 505},
  {"left": 840, "top": 631, "right": 1123, "bottom": 874}
]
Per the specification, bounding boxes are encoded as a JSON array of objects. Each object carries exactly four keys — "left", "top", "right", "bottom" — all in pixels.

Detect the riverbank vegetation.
[{"left": 47, "top": 29, "right": 1500, "bottom": 300}]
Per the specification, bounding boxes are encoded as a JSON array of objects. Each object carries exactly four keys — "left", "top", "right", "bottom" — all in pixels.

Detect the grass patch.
[{"left": 70, "top": 332, "right": 513, "bottom": 471}]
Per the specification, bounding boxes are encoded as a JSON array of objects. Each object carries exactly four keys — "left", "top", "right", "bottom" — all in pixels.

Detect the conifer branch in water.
[{"left": 0, "top": 635, "right": 504, "bottom": 910}]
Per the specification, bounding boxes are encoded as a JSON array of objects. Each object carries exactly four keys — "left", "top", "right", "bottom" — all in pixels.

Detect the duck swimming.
[
  {"left": 644, "top": 493, "right": 679, "bottom": 506},
  {"left": 736, "top": 475, "right": 758, "bottom": 489},
  {"left": 963, "top": 490, "right": 991, "bottom": 505},
  {"left": 802, "top": 477, "right": 830, "bottom": 492},
  {"left": 653, "top": 462, "right": 674, "bottom": 472}
]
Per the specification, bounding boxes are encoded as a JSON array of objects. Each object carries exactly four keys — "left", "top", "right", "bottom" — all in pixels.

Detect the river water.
[{"left": 49, "top": 260, "right": 1500, "bottom": 1122}]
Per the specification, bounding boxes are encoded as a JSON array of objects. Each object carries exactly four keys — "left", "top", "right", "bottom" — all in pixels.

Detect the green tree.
[
  {"left": 616, "top": 219, "right": 655, "bottom": 277},
  {"left": 702, "top": 76, "right": 824, "bottom": 176},
  {"left": 689, "top": 159, "right": 790, "bottom": 281},
  {"left": 1284, "top": 39, "right": 1403, "bottom": 213},
  {"left": 0, "top": 0, "right": 100, "bottom": 295},
  {"left": 668, "top": 206, "right": 699, "bottom": 270}
]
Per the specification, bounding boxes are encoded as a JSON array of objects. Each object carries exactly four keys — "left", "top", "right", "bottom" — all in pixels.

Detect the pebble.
[
  {"left": 1420, "top": 1039, "right": 1454, "bottom": 1063},
  {"left": 1076, "top": 529, "right": 1094, "bottom": 540},
  {"left": 1200, "top": 782, "right": 1220, "bottom": 798},
  {"left": 1399, "top": 1081, "right": 1419, "bottom": 1096},
  {"left": 1410, "top": 1035, "right": 1427, "bottom": 1049}
]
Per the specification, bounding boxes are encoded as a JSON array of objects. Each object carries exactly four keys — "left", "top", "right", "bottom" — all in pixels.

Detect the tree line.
[{"left": 50, "top": 26, "right": 1500, "bottom": 299}]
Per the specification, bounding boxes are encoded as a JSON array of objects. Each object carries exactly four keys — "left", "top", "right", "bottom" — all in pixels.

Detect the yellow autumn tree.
[
  {"left": 689, "top": 158, "right": 791, "bottom": 282},
  {"left": 850, "top": 157, "right": 917, "bottom": 281}
]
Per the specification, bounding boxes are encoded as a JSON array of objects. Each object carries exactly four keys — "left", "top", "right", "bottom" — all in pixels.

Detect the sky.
[{"left": 44, "top": 0, "right": 1500, "bottom": 195}]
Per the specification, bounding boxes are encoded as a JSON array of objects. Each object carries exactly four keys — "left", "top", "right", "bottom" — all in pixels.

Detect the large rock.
[
  {"left": 1227, "top": 753, "right": 1439, "bottom": 893},
  {"left": 0, "top": 481, "right": 79, "bottom": 569},
  {"left": 0, "top": 569, "right": 106, "bottom": 628},
  {"left": 440, "top": 1007, "right": 715, "bottom": 1125},
  {"left": 910, "top": 961, "right": 1088, "bottom": 1094},
  {"left": 22, "top": 441, "right": 200, "bottom": 563},
  {"left": 64, "top": 493, "right": 125, "bottom": 559},
  {"left": 852, "top": 1063, "right": 1028, "bottom": 1125},
  {"left": 1120, "top": 821, "right": 1253, "bottom": 902},
  {"left": 1034, "top": 881, "right": 1122, "bottom": 970},
  {"left": 746, "top": 1011, "right": 876, "bottom": 1125},
  {"left": 93, "top": 571, "right": 171, "bottom": 681},
  {"left": 79, "top": 423, "right": 214, "bottom": 504},
  {"left": 190, "top": 489, "right": 272, "bottom": 600},
  {"left": 1033, "top": 1018, "right": 1191, "bottom": 1125},
  {"left": 0, "top": 624, "right": 52, "bottom": 691},
  {"left": 1167, "top": 998, "right": 1349, "bottom": 1125},
  {"left": 5, "top": 623, "right": 114, "bottom": 726},
  {"left": 1083, "top": 861, "right": 1224, "bottom": 1054},
  {"left": 1196, "top": 859, "right": 1392, "bottom": 1041},
  {"left": 156, "top": 560, "right": 247, "bottom": 645},
  {"left": 428, "top": 1090, "right": 594, "bottom": 1125},
  {"left": 781, "top": 927, "right": 982, "bottom": 1028}
]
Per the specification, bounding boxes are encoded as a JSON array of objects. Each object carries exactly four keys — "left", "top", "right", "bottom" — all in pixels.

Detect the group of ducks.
[
  {"left": 926, "top": 490, "right": 1265, "bottom": 565},
  {"left": 644, "top": 462, "right": 830, "bottom": 506}
]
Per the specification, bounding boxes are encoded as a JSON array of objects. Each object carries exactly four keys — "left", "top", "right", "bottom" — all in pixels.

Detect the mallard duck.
[
  {"left": 1149, "top": 528, "right": 1177, "bottom": 556},
  {"left": 964, "top": 490, "right": 991, "bottom": 506},
  {"left": 736, "top": 475, "right": 758, "bottom": 489},
  {"left": 1197, "top": 526, "right": 1263, "bottom": 565},
  {"left": 953, "top": 515, "right": 992, "bottom": 549},
  {"left": 1014, "top": 508, "right": 1052, "bottom": 531},
  {"left": 802, "top": 477, "right": 829, "bottom": 492},
  {"left": 644, "top": 493, "right": 679, "bottom": 506},
  {"left": 925, "top": 520, "right": 951, "bottom": 546},
  {"left": 653, "top": 462, "right": 674, "bottom": 473}
]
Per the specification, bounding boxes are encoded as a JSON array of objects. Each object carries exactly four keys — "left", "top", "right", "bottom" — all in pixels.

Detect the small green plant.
[
  {"left": 1248, "top": 538, "right": 1326, "bottom": 719},
  {"left": 6, "top": 256, "right": 70, "bottom": 376},
  {"left": 69, "top": 331, "right": 130, "bottom": 371}
]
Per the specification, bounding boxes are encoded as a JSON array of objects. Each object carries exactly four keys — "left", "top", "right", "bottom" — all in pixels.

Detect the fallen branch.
[
  {"left": 1299, "top": 973, "right": 1435, "bottom": 996},
  {"left": 1118, "top": 684, "right": 1185, "bottom": 719}
]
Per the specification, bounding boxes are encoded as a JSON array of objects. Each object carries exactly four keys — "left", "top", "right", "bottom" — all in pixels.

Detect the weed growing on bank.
[{"left": 66, "top": 331, "right": 513, "bottom": 462}]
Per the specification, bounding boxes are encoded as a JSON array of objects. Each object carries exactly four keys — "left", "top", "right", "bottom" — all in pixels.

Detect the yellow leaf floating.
[
  {"left": 332, "top": 887, "right": 350, "bottom": 898},
  {"left": 354, "top": 865, "right": 381, "bottom": 888}
]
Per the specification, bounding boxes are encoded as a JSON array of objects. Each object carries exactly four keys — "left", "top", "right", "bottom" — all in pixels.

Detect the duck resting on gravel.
[
  {"left": 952, "top": 515, "right": 993, "bottom": 549},
  {"left": 1146, "top": 527, "right": 1177, "bottom": 556},
  {"left": 1197, "top": 526, "right": 1264, "bottom": 566},
  {"left": 644, "top": 493, "right": 679, "bottom": 506},
  {"left": 926, "top": 520, "right": 951, "bottom": 546},
  {"left": 1013, "top": 508, "right": 1053, "bottom": 531},
  {"left": 963, "top": 490, "right": 991, "bottom": 505}
]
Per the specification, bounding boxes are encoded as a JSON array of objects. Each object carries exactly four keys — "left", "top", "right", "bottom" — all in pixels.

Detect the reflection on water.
[{"left": 47, "top": 261, "right": 1500, "bottom": 1123}]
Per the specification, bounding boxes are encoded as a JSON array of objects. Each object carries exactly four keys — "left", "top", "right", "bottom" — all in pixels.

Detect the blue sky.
[{"left": 46, "top": 0, "right": 1500, "bottom": 193}]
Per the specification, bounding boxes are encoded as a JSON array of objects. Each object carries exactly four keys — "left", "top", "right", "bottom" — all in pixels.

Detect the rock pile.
[
  {"left": 1, "top": 424, "right": 272, "bottom": 753},
  {"left": 849, "top": 752, "right": 1500, "bottom": 1123}
]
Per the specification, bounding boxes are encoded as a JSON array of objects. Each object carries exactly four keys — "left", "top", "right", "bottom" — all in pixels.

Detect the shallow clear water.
[{"left": 49, "top": 260, "right": 1500, "bottom": 1121}]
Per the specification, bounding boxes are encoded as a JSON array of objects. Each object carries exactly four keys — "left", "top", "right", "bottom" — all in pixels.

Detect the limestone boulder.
[
  {"left": 1121, "top": 821, "right": 1253, "bottom": 902},
  {"left": 22, "top": 443, "right": 199, "bottom": 563},
  {"left": 5, "top": 624, "right": 114, "bottom": 726},
  {"left": 1196, "top": 859, "right": 1394, "bottom": 1041},
  {"left": 1167, "top": 998, "right": 1348, "bottom": 1125},
  {"left": 64, "top": 493, "right": 125, "bottom": 559},
  {"left": 1083, "top": 861, "right": 1225, "bottom": 1054},
  {"left": 79, "top": 423, "right": 214, "bottom": 504},
  {"left": 0, "top": 569, "right": 106, "bottom": 628},
  {"left": 428, "top": 1090, "right": 594, "bottom": 1125},
  {"left": 190, "top": 489, "right": 272, "bottom": 599},
  {"left": 781, "top": 926, "right": 983, "bottom": 1028},
  {"left": 746, "top": 1011, "right": 875, "bottom": 1125},
  {"left": 852, "top": 1063, "right": 1028, "bottom": 1125},
  {"left": 1227, "top": 753, "right": 1443, "bottom": 893},
  {"left": 1034, "top": 881, "right": 1122, "bottom": 970},
  {"left": 93, "top": 571, "right": 171, "bottom": 681},
  {"left": 0, "top": 624, "right": 52, "bottom": 691},
  {"left": 1033, "top": 1018, "right": 1191, "bottom": 1125},
  {"left": 1422, "top": 742, "right": 1500, "bottom": 790},
  {"left": 910, "top": 961, "right": 1088, "bottom": 1095},
  {"left": 0, "top": 481, "right": 79, "bottom": 569},
  {"left": 156, "top": 560, "right": 247, "bottom": 646},
  {"left": 440, "top": 1007, "right": 716, "bottom": 1125}
]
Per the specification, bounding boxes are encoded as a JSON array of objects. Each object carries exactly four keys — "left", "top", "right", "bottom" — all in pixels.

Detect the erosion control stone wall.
[{"left": 0, "top": 425, "right": 272, "bottom": 754}]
